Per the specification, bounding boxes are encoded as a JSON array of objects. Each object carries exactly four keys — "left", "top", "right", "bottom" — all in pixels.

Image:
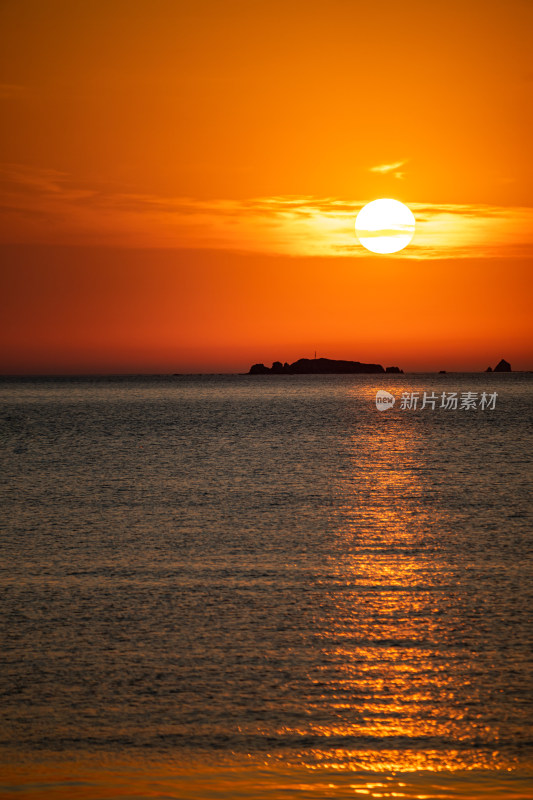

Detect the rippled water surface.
[{"left": 0, "top": 374, "right": 532, "bottom": 798}]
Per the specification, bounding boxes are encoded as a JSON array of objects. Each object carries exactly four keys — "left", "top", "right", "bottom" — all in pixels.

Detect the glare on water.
[{"left": 0, "top": 374, "right": 531, "bottom": 798}]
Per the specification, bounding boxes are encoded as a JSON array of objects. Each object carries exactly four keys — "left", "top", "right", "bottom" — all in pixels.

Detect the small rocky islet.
[{"left": 486, "top": 359, "right": 512, "bottom": 372}]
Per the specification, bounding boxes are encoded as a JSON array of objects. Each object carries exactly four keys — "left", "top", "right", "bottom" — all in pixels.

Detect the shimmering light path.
[{"left": 0, "top": 374, "right": 531, "bottom": 798}]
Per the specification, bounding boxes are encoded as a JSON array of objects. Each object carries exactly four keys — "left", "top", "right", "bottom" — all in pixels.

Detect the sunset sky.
[{"left": 1, "top": 0, "right": 532, "bottom": 373}]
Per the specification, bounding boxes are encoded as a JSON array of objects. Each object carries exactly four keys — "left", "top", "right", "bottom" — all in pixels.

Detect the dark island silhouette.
[
  {"left": 486, "top": 358, "right": 512, "bottom": 373},
  {"left": 249, "top": 358, "right": 403, "bottom": 375}
]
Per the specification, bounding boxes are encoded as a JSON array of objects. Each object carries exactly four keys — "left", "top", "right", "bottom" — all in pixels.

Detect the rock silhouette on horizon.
[
  {"left": 249, "top": 357, "right": 401, "bottom": 375},
  {"left": 493, "top": 359, "right": 511, "bottom": 372}
]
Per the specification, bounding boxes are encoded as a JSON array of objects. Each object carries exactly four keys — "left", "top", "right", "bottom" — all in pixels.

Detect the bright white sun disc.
[{"left": 355, "top": 198, "right": 415, "bottom": 254}]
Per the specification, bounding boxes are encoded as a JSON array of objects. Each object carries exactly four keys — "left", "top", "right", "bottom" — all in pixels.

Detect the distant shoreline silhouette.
[
  {"left": 248, "top": 358, "right": 403, "bottom": 375},
  {"left": 248, "top": 357, "right": 514, "bottom": 376}
]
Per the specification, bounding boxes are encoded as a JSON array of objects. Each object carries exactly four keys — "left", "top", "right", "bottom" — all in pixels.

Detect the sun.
[{"left": 355, "top": 198, "right": 415, "bottom": 254}]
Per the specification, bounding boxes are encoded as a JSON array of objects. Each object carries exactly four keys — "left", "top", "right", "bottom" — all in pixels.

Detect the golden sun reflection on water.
[
  {"left": 2, "top": 379, "right": 531, "bottom": 800},
  {"left": 1, "top": 757, "right": 530, "bottom": 800},
  {"left": 270, "top": 385, "right": 511, "bottom": 778}
]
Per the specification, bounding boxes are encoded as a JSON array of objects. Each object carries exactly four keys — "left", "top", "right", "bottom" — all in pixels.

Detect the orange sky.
[{"left": 1, "top": 0, "right": 532, "bottom": 373}]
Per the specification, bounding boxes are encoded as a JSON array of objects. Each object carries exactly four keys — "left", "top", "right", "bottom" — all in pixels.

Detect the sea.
[{"left": 0, "top": 373, "right": 531, "bottom": 800}]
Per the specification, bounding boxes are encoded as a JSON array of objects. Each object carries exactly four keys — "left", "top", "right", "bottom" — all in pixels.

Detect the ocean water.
[{"left": 0, "top": 373, "right": 532, "bottom": 799}]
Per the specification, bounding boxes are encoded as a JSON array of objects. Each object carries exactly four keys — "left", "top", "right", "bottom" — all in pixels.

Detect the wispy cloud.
[
  {"left": 370, "top": 160, "right": 407, "bottom": 179},
  {"left": 0, "top": 164, "right": 93, "bottom": 198},
  {"left": 1, "top": 163, "right": 532, "bottom": 259}
]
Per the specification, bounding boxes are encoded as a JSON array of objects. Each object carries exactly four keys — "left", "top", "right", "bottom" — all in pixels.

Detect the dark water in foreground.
[{"left": 0, "top": 374, "right": 532, "bottom": 799}]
